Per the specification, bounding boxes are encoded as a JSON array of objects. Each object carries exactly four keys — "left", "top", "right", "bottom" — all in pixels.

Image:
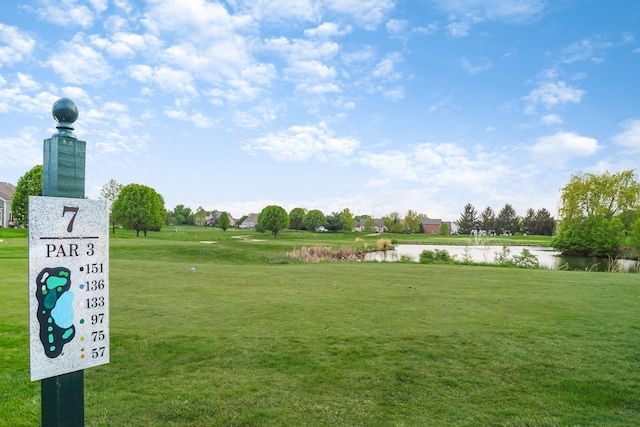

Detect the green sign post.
[
  {"left": 42, "top": 98, "right": 86, "bottom": 427},
  {"left": 28, "top": 98, "right": 110, "bottom": 426}
]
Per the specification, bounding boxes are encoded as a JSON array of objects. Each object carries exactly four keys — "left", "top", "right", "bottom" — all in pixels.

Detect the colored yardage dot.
[
  {"left": 80, "top": 354, "right": 85, "bottom": 359},
  {"left": 80, "top": 336, "right": 85, "bottom": 342},
  {"left": 79, "top": 319, "right": 85, "bottom": 324},
  {"left": 79, "top": 283, "right": 85, "bottom": 290},
  {"left": 79, "top": 267, "right": 84, "bottom": 272}
]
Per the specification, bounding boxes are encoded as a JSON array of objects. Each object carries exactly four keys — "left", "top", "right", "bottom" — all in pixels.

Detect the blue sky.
[{"left": 1, "top": 0, "right": 639, "bottom": 221}]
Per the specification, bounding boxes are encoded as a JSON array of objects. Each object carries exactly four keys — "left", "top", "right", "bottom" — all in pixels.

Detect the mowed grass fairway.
[{"left": 1, "top": 227, "right": 639, "bottom": 426}]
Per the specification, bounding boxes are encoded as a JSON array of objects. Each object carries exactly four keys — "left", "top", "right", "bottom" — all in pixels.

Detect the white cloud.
[
  {"left": 612, "top": 119, "right": 640, "bottom": 150},
  {"left": 358, "top": 142, "right": 518, "bottom": 210},
  {"left": 540, "top": 114, "right": 563, "bottom": 125},
  {"left": 16, "top": 73, "right": 40, "bottom": 91},
  {"left": 304, "top": 22, "right": 352, "bottom": 38},
  {"left": 447, "top": 21, "right": 471, "bottom": 38},
  {"left": 90, "top": 32, "right": 162, "bottom": 59},
  {"left": 386, "top": 19, "right": 409, "bottom": 36},
  {"left": 360, "top": 150, "right": 418, "bottom": 181},
  {"left": 372, "top": 52, "right": 403, "bottom": 82},
  {"left": 233, "top": 102, "right": 278, "bottom": 129},
  {"left": 143, "top": 0, "right": 253, "bottom": 37},
  {"left": 264, "top": 37, "right": 340, "bottom": 62},
  {"left": 129, "top": 65, "right": 197, "bottom": 96},
  {"left": 383, "top": 86, "right": 404, "bottom": 100},
  {"left": 523, "top": 81, "right": 584, "bottom": 115},
  {"left": 30, "top": 0, "right": 99, "bottom": 28},
  {"left": 164, "top": 108, "right": 213, "bottom": 128},
  {"left": 434, "top": 0, "right": 545, "bottom": 22},
  {"left": 460, "top": 57, "right": 493, "bottom": 74},
  {"left": 559, "top": 37, "right": 613, "bottom": 64},
  {"left": 0, "top": 74, "right": 59, "bottom": 115},
  {"left": 235, "top": 0, "right": 318, "bottom": 22},
  {"left": 0, "top": 24, "right": 36, "bottom": 66},
  {"left": 284, "top": 60, "right": 340, "bottom": 94},
  {"left": 413, "top": 23, "right": 438, "bottom": 35},
  {"left": 436, "top": 0, "right": 544, "bottom": 37},
  {"left": 324, "top": 0, "right": 395, "bottom": 30},
  {"left": 46, "top": 37, "right": 112, "bottom": 85},
  {"left": 531, "top": 131, "right": 598, "bottom": 167},
  {"left": 242, "top": 123, "right": 360, "bottom": 161},
  {"left": 0, "top": 127, "right": 43, "bottom": 169}
]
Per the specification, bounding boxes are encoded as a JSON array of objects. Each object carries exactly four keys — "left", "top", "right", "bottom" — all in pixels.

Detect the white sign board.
[{"left": 29, "top": 196, "right": 109, "bottom": 381}]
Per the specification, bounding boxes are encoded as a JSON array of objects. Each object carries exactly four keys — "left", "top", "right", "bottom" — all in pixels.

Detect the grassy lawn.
[{"left": 1, "top": 227, "right": 638, "bottom": 426}]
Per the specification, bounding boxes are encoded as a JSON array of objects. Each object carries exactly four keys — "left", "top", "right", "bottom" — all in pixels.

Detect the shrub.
[
  {"left": 376, "top": 238, "right": 394, "bottom": 250},
  {"left": 511, "top": 249, "right": 540, "bottom": 268},
  {"left": 419, "top": 249, "right": 452, "bottom": 264},
  {"left": 286, "top": 246, "right": 362, "bottom": 263}
]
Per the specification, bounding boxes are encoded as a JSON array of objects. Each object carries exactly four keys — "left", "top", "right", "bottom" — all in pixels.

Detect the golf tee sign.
[{"left": 29, "top": 196, "right": 110, "bottom": 381}]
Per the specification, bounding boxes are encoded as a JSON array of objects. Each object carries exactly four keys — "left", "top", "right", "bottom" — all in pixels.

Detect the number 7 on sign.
[{"left": 63, "top": 206, "right": 79, "bottom": 232}]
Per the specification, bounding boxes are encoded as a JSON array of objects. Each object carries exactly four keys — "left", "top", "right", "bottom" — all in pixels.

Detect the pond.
[{"left": 364, "top": 244, "right": 639, "bottom": 272}]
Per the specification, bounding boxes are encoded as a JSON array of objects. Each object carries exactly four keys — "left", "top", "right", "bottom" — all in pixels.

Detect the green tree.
[
  {"left": 496, "top": 204, "right": 519, "bottom": 235},
  {"left": 99, "top": 178, "right": 123, "bottom": 233},
  {"left": 560, "top": 170, "right": 640, "bottom": 222},
  {"left": 112, "top": 184, "right": 165, "bottom": 237},
  {"left": 479, "top": 206, "right": 496, "bottom": 232},
  {"left": 631, "top": 218, "right": 640, "bottom": 251},
  {"left": 11, "top": 165, "right": 43, "bottom": 226},
  {"left": 193, "top": 206, "right": 207, "bottom": 226},
  {"left": 172, "top": 204, "right": 193, "bottom": 225},
  {"left": 364, "top": 217, "right": 375, "bottom": 233},
  {"left": 218, "top": 212, "right": 231, "bottom": 231},
  {"left": 303, "top": 209, "right": 326, "bottom": 231},
  {"left": 523, "top": 208, "right": 535, "bottom": 234},
  {"left": 340, "top": 208, "right": 356, "bottom": 231},
  {"left": 289, "top": 207, "right": 306, "bottom": 230},
  {"left": 553, "top": 170, "right": 640, "bottom": 256},
  {"left": 258, "top": 205, "right": 289, "bottom": 238},
  {"left": 439, "top": 222, "right": 450, "bottom": 235},
  {"left": 553, "top": 217, "right": 624, "bottom": 257},
  {"left": 326, "top": 212, "right": 344, "bottom": 232},
  {"left": 384, "top": 211, "right": 404, "bottom": 233},
  {"left": 456, "top": 203, "right": 478, "bottom": 235},
  {"left": 403, "top": 209, "right": 421, "bottom": 234},
  {"left": 533, "top": 208, "right": 555, "bottom": 236}
]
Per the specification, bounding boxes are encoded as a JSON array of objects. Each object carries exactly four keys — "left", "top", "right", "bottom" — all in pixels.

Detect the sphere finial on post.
[{"left": 52, "top": 98, "right": 78, "bottom": 138}]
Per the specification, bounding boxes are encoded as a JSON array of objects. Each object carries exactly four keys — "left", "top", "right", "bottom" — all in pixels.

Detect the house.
[
  {"left": 205, "top": 211, "right": 237, "bottom": 227},
  {"left": 238, "top": 213, "right": 259, "bottom": 229},
  {"left": 0, "top": 182, "right": 16, "bottom": 228},
  {"left": 420, "top": 219, "right": 453, "bottom": 235},
  {"left": 354, "top": 218, "right": 387, "bottom": 233}
]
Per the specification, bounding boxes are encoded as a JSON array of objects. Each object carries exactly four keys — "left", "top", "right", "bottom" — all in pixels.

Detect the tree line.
[
  {"left": 455, "top": 203, "right": 556, "bottom": 236},
  {"left": 10, "top": 166, "right": 640, "bottom": 258}
]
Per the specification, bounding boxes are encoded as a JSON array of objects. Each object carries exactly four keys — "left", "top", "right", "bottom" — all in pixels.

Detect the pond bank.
[{"left": 365, "top": 244, "right": 639, "bottom": 272}]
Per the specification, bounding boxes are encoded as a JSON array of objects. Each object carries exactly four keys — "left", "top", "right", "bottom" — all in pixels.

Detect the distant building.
[
  {"left": 354, "top": 218, "right": 387, "bottom": 233},
  {"left": 420, "top": 219, "right": 453, "bottom": 235},
  {"left": 0, "top": 182, "right": 16, "bottom": 228},
  {"left": 205, "top": 211, "right": 237, "bottom": 227},
  {"left": 239, "top": 213, "right": 259, "bottom": 229}
]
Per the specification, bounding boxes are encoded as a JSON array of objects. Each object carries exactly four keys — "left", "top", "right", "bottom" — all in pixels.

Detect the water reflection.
[{"left": 364, "top": 244, "right": 639, "bottom": 272}]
